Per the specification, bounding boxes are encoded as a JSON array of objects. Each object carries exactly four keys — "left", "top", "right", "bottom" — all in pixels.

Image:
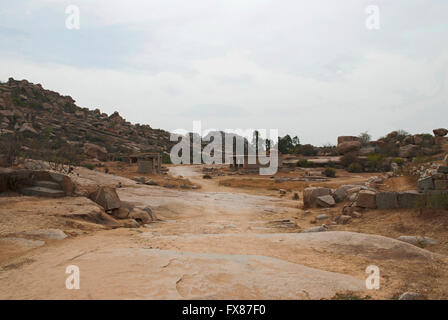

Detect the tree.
[
  {"left": 0, "top": 132, "right": 22, "bottom": 167},
  {"left": 358, "top": 131, "right": 371, "bottom": 146}
]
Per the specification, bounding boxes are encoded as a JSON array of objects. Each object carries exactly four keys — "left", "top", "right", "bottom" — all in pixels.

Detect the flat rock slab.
[
  {"left": 18, "top": 229, "right": 67, "bottom": 240},
  {"left": 0, "top": 237, "right": 45, "bottom": 249},
  {"left": 19, "top": 186, "right": 65, "bottom": 198},
  {"left": 0, "top": 248, "right": 364, "bottom": 299}
]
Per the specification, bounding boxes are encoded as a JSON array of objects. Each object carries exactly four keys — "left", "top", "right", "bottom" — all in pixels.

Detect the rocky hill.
[{"left": 0, "top": 78, "right": 175, "bottom": 165}]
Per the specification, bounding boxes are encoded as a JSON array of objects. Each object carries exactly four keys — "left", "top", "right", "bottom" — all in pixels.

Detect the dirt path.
[{"left": 0, "top": 165, "right": 446, "bottom": 299}]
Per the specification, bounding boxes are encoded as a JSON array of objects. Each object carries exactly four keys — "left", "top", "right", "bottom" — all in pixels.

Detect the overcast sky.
[{"left": 0, "top": 0, "right": 447, "bottom": 145}]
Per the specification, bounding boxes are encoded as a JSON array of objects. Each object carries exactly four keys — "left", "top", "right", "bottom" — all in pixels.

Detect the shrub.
[
  {"left": 392, "top": 157, "right": 404, "bottom": 165},
  {"left": 348, "top": 162, "right": 363, "bottom": 173},
  {"left": 162, "top": 153, "right": 172, "bottom": 164},
  {"left": 83, "top": 163, "right": 95, "bottom": 170},
  {"left": 296, "top": 159, "right": 314, "bottom": 168},
  {"left": 322, "top": 168, "right": 336, "bottom": 177},
  {"left": 340, "top": 152, "right": 359, "bottom": 168}
]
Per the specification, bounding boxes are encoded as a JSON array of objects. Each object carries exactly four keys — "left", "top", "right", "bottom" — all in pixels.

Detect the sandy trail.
[{"left": 0, "top": 165, "right": 444, "bottom": 299}]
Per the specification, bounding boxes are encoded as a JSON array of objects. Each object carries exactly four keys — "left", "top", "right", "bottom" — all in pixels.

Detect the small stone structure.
[{"left": 129, "top": 153, "right": 161, "bottom": 174}]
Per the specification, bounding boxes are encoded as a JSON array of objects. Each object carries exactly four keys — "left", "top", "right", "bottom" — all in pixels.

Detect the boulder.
[
  {"left": 303, "top": 187, "right": 331, "bottom": 208},
  {"left": 316, "top": 195, "right": 336, "bottom": 208},
  {"left": 397, "top": 236, "right": 438, "bottom": 246},
  {"left": 128, "top": 208, "right": 152, "bottom": 224},
  {"left": 376, "top": 192, "right": 398, "bottom": 209},
  {"left": 418, "top": 176, "right": 434, "bottom": 192},
  {"left": 359, "top": 146, "right": 376, "bottom": 156},
  {"left": 302, "top": 225, "right": 328, "bottom": 233},
  {"left": 355, "top": 190, "right": 376, "bottom": 209},
  {"left": 397, "top": 191, "right": 424, "bottom": 209},
  {"left": 89, "top": 186, "right": 121, "bottom": 211},
  {"left": 398, "top": 292, "right": 423, "bottom": 300},
  {"left": 333, "top": 185, "right": 358, "bottom": 203},
  {"left": 83, "top": 143, "right": 107, "bottom": 161},
  {"left": 120, "top": 219, "right": 140, "bottom": 228},
  {"left": 111, "top": 207, "right": 130, "bottom": 219},
  {"left": 337, "top": 141, "right": 361, "bottom": 154},
  {"left": 433, "top": 128, "right": 448, "bottom": 137},
  {"left": 398, "top": 144, "right": 418, "bottom": 158},
  {"left": 337, "top": 136, "right": 361, "bottom": 145}
]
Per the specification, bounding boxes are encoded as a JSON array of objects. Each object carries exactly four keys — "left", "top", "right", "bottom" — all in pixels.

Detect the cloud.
[{"left": 0, "top": 0, "right": 448, "bottom": 145}]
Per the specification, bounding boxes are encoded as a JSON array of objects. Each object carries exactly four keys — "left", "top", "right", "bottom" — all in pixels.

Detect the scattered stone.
[
  {"left": 303, "top": 187, "right": 331, "bottom": 207},
  {"left": 335, "top": 215, "right": 352, "bottom": 224},
  {"left": 89, "top": 186, "right": 121, "bottom": 211},
  {"left": 279, "top": 189, "right": 286, "bottom": 195},
  {"left": 292, "top": 192, "right": 300, "bottom": 200},
  {"left": 351, "top": 211, "right": 362, "bottom": 218},
  {"left": 316, "top": 214, "right": 330, "bottom": 220},
  {"left": 333, "top": 185, "right": 356, "bottom": 202},
  {"left": 203, "top": 174, "right": 212, "bottom": 179},
  {"left": 302, "top": 225, "right": 328, "bottom": 233},
  {"left": 355, "top": 190, "right": 376, "bottom": 209},
  {"left": 316, "top": 195, "right": 336, "bottom": 208},
  {"left": 397, "top": 236, "right": 438, "bottom": 246},
  {"left": 145, "top": 179, "right": 158, "bottom": 186},
  {"left": 398, "top": 292, "right": 424, "bottom": 300},
  {"left": 437, "top": 166, "right": 448, "bottom": 174},
  {"left": 376, "top": 192, "right": 398, "bottom": 209}
]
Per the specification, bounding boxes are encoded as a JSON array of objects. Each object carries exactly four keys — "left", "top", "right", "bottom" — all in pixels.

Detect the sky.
[{"left": 0, "top": 0, "right": 447, "bottom": 146}]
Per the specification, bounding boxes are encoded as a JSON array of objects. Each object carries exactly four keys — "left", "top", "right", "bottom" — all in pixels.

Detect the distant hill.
[{"left": 0, "top": 78, "right": 175, "bottom": 165}]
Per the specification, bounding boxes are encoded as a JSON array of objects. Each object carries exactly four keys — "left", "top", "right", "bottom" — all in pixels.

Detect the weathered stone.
[
  {"left": 434, "top": 180, "right": 448, "bottom": 190},
  {"left": 397, "top": 191, "right": 424, "bottom": 209},
  {"left": 302, "top": 225, "right": 328, "bottom": 233},
  {"left": 303, "top": 187, "right": 331, "bottom": 207},
  {"left": 316, "top": 214, "right": 330, "bottom": 220},
  {"left": 120, "top": 219, "right": 140, "bottom": 228},
  {"left": 433, "top": 128, "right": 448, "bottom": 137},
  {"left": 128, "top": 208, "right": 152, "bottom": 224},
  {"left": 437, "top": 166, "right": 448, "bottom": 174},
  {"left": 425, "top": 190, "right": 448, "bottom": 209},
  {"left": 399, "top": 144, "right": 418, "bottom": 158},
  {"left": 376, "top": 192, "right": 398, "bottom": 209},
  {"left": 111, "top": 207, "right": 130, "bottom": 219},
  {"left": 337, "top": 136, "right": 361, "bottom": 145},
  {"left": 355, "top": 190, "right": 376, "bottom": 209},
  {"left": 398, "top": 292, "right": 423, "bottom": 300},
  {"left": 397, "top": 236, "right": 438, "bottom": 246},
  {"left": 335, "top": 215, "right": 351, "bottom": 224},
  {"left": 316, "top": 195, "right": 336, "bottom": 208},
  {"left": 20, "top": 229, "right": 67, "bottom": 240},
  {"left": 333, "top": 185, "right": 356, "bottom": 202},
  {"left": 359, "top": 146, "right": 376, "bottom": 156},
  {"left": 418, "top": 176, "right": 434, "bottom": 192},
  {"left": 89, "top": 186, "right": 121, "bottom": 211},
  {"left": 337, "top": 141, "right": 361, "bottom": 154}
]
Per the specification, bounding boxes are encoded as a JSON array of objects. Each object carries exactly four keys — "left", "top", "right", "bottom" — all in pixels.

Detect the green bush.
[
  {"left": 162, "top": 153, "right": 172, "bottom": 164},
  {"left": 348, "top": 162, "right": 363, "bottom": 173},
  {"left": 392, "top": 157, "right": 404, "bottom": 165},
  {"left": 83, "top": 163, "right": 95, "bottom": 170},
  {"left": 322, "top": 168, "right": 336, "bottom": 177},
  {"left": 296, "top": 159, "right": 314, "bottom": 168}
]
